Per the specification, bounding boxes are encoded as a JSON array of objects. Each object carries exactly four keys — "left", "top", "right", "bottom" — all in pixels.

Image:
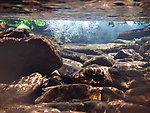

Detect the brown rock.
[
  {"left": 0, "top": 28, "right": 30, "bottom": 38},
  {"left": 83, "top": 100, "right": 150, "bottom": 113},
  {"left": 0, "top": 36, "right": 62, "bottom": 83},
  {"left": 125, "top": 85, "right": 150, "bottom": 106},
  {"left": 107, "top": 100, "right": 150, "bottom": 113},
  {"left": 0, "top": 103, "right": 86, "bottom": 113},
  {"left": 127, "top": 76, "right": 150, "bottom": 89},
  {"left": 0, "top": 73, "right": 43, "bottom": 106},
  {"left": 58, "top": 60, "right": 82, "bottom": 84},
  {"left": 35, "top": 84, "right": 91, "bottom": 103},
  {"left": 40, "top": 100, "right": 108, "bottom": 113},
  {"left": 83, "top": 56, "right": 113, "bottom": 67},
  {"left": 38, "top": 101, "right": 85, "bottom": 112},
  {"left": 83, "top": 100, "right": 108, "bottom": 113},
  {"left": 0, "top": 104, "right": 80, "bottom": 113},
  {"left": 43, "top": 70, "right": 63, "bottom": 87},
  {"left": 73, "top": 65, "right": 146, "bottom": 91},
  {"left": 89, "top": 87, "right": 125, "bottom": 101},
  {"left": 37, "top": 99, "right": 150, "bottom": 113},
  {"left": 109, "top": 69, "right": 146, "bottom": 91},
  {"left": 73, "top": 65, "right": 113, "bottom": 87},
  {"left": 114, "top": 49, "right": 143, "bottom": 61},
  {"left": 35, "top": 84, "right": 125, "bottom": 104},
  {"left": 101, "top": 87, "right": 125, "bottom": 101}
]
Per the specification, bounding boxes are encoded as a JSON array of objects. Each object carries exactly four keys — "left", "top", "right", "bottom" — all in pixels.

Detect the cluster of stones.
[{"left": 0, "top": 28, "right": 150, "bottom": 113}]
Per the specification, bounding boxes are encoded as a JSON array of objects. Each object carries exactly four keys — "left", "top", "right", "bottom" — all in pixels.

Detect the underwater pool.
[{"left": 0, "top": 0, "right": 150, "bottom": 113}]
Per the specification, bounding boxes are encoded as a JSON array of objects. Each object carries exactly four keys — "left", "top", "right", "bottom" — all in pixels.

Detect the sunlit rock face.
[{"left": 45, "top": 20, "right": 147, "bottom": 44}]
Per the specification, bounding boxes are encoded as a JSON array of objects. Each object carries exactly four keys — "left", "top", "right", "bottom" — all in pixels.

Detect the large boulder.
[{"left": 0, "top": 35, "right": 62, "bottom": 83}]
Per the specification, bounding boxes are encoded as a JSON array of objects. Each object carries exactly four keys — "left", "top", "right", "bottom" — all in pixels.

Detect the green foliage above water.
[
  {"left": 137, "top": 22, "right": 150, "bottom": 25},
  {"left": 0, "top": 19, "right": 46, "bottom": 30},
  {"left": 34, "top": 20, "right": 45, "bottom": 26}
]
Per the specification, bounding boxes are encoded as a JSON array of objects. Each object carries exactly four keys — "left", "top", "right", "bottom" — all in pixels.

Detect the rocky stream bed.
[{"left": 0, "top": 28, "right": 150, "bottom": 113}]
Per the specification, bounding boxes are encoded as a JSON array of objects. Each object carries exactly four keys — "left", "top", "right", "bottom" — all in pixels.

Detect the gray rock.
[
  {"left": 83, "top": 56, "right": 114, "bottom": 67},
  {"left": 118, "top": 27, "right": 150, "bottom": 40},
  {"left": 114, "top": 49, "right": 143, "bottom": 61},
  {"left": 113, "top": 61, "right": 147, "bottom": 70}
]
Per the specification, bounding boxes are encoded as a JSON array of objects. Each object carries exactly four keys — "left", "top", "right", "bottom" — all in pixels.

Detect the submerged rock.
[
  {"left": 58, "top": 62, "right": 81, "bottom": 84},
  {"left": 35, "top": 84, "right": 91, "bottom": 103},
  {"left": 100, "top": 87, "right": 125, "bottom": 101},
  {"left": 0, "top": 104, "right": 85, "bottom": 113},
  {"left": 135, "top": 36, "right": 150, "bottom": 45},
  {"left": 118, "top": 27, "right": 150, "bottom": 40},
  {"left": 113, "top": 39, "right": 135, "bottom": 44},
  {"left": 61, "top": 49, "right": 88, "bottom": 63},
  {"left": 114, "top": 49, "right": 143, "bottom": 61},
  {"left": 37, "top": 100, "right": 150, "bottom": 113},
  {"left": 0, "top": 28, "right": 30, "bottom": 38},
  {"left": 107, "top": 100, "right": 150, "bottom": 113},
  {"left": 73, "top": 65, "right": 113, "bottom": 87},
  {"left": 113, "top": 61, "right": 147, "bottom": 70},
  {"left": 0, "top": 36, "right": 62, "bottom": 83},
  {"left": 125, "top": 84, "right": 150, "bottom": 106},
  {"left": 35, "top": 83, "right": 126, "bottom": 104},
  {"left": 72, "top": 65, "right": 146, "bottom": 91},
  {"left": 83, "top": 56, "right": 114, "bottom": 67},
  {"left": 0, "top": 73, "right": 43, "bottom": 106}
]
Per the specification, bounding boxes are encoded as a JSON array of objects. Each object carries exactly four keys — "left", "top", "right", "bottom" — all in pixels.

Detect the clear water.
[
  {"left": 0, "top": 0, "right": 150, "bottom": 112},
  {"left": 0, "top": 18, "right": 149, "bottom": 44},
  {"left": 45, "top": 20, "right": 148, "bottom": 43}
]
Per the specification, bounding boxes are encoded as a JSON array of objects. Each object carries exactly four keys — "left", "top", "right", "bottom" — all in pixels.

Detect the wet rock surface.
[
  {"left": 114, "top": 49, "right": 143, "bottom": 61},
  {"left": 73, "top": 65, "right": 114, "bottom": 87},
  {"left": 0, "top": 28, "right": 150, "bottom": 113},
  {"left": 0, "top": 31, "right": 62, "bottom": 83},
  {"left": 118, "top": 27, "right": 150, "bottom": 40},
  {"left": 0, "top": 28, "right": 30, "bottom": 38},
  {"left": 0, "top": 73, "right": 43, "bottom": 106},
  {"left": 83, "top": 56, "right": 113, "bottom": 67}
]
